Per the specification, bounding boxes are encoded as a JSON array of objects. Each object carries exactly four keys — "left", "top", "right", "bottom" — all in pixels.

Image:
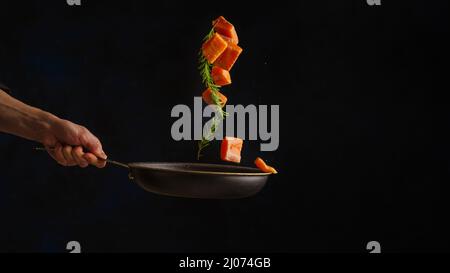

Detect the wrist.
[{"left": 29, "top": 109, "right": 60, "bottom": 144}]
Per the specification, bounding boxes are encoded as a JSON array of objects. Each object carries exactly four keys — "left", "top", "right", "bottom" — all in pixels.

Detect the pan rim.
[{"left": 128, "top": 162, "right": 272, "bottom": 176}]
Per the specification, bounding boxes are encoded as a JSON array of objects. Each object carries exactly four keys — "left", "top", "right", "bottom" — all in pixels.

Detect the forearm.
[{"left": 0, "top": 89, "right": 59, "bottom": 143}]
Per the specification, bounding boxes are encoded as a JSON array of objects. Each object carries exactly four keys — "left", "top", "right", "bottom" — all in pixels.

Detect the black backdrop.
[{"left": 0, "top": 0, "right": 449, "bottom": 252}]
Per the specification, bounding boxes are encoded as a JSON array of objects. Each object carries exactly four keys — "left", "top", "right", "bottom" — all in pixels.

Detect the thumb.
[{"left": 80, "top": 130, "right": 107, "bottom": 160}]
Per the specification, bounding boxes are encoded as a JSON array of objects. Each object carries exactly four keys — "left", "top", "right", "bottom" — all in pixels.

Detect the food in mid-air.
[
  {"left": 211, "top": 66, "right": 232, "bottom": 86},
  {"left": 201, "top": 33, "right": 228, "bottom": 64},
  {"left": 202, "top": 88, "right": 227, "bottom": 108},
  {"left": 197, "top": 16, "right": 243, "bottom": 159},
  {"left": 213, "top": 41, "right": 243, "bottom": 71},
  {"left": 213, "top": 16, "right": 239, "bottom": 44},
  {"left": 254, "top": 157, "right": 278, "bottom": 174},
  {"left": 221, "top": 137, "right": 244, "bottom": 163}
]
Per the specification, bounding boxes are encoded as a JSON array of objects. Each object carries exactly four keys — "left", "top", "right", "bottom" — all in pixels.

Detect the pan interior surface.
[{"left": 128, "top": 162, "right": 270, "bottom": 176}]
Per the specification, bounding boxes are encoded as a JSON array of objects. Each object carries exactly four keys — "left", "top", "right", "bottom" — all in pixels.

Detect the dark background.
[{"left": 0, "top": 0, "right": 449, "bottom": 252}]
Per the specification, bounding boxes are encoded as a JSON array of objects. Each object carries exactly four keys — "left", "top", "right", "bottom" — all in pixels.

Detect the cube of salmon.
[
  {"left": 218, "top": 35, "right": 234, "bottom": 44},
  {"left": 202, "top": 33, "right": 228, "bottom": 64},
  {"left": 211, "top": 66, "right": 232, "bottom": 86},
  {"left": 221, "top": 137, "right": 243, "bottom": 163},
  {"left": 213, "top": 42, "right": 243, "bottom": 71},
  {"left": 213, "top": 16, "right": 239, "bottom": 45},
  {"left": 202, "top": 88, "right": 228, "bottom": 108}
]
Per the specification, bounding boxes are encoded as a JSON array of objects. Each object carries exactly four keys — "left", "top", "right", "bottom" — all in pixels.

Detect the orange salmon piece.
[
  {"left": 211, "top": 66, "right": 232, "bottom": 86},
  {"left": 221, "top": 137, "right": 243, "bottom": 163},
  {"left": 213, "top": 42, "right": 243, "bottom": 71},
  {"left": 202, "top": 88, "right": 228, "bottom": 108},
  {"left": 254, "top": 157, "right": 278, "bottom": 174},
  {"left": 202, "top": 33, "right": 228, "bottom": 64},
  {"left": 214, "top": 43, "right": 242, "bottom": 71},
  {"left": 213, "top": 16, "right": 239, "bottom": 44}
]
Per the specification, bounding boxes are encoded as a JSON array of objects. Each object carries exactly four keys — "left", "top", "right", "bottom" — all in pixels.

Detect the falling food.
[
  {"left": 213, "top": 16, "right": 239, "bottom": 44},
  {"left": 202, "top": 33, "right": 228, "bottom": 64},
  {"left": 197, "top": 16, "right": 243, "bottom": 159},
  {"left": 213, "top": 41, "right": 243, "bottom": 71},
  {"left": 221, "top": 137, "right": 244, "bottom": 163},
  {"left": 202, "top": 88, "right": 227, "bottom": 108},
  {"left": 254, "top": 157, "right": 278, "bottom": 174},
  {"left": 211, "top": 66, "right": 232, "bottom": 86}
]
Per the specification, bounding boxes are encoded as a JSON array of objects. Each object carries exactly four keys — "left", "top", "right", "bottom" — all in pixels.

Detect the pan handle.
[
  {"left": 104, "top": 159, "right": 129, "bottom": 169},
  {"left": 34, "top": 147, "right": 130, "bottom": 169}
]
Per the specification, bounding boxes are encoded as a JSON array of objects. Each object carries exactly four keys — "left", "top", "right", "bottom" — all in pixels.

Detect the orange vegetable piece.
[
  {"left": 221, "top": 137, "right": 243, "bottom": 163},
  {"left": 213, "top": 16, "right": 239, "bottom": 44},
  {"left": 202, "top": 33, "right": 228, "bottom": 64},
  {"left": 213, "top": 42, "right": 243, "bottom": 71},
  {"left": 254, "top": 157, "right": 278, "bottom": 174},
  {"left": 202, "top": 88, "right": 227, "bottom": 108},
  {"left": 211, "top": 66, "right": 232, "bottom": 86}
]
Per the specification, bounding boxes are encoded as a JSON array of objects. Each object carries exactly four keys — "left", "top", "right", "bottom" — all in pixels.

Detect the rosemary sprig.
[
  {"left": 197, "top": 113, "right": 221, "bottom": 160},
  {"left": 198, "top": 54, "right": 219, "bottom": 91},
  {"left": 197, "top": 26, "right": 228, "bottom": 159},
  {"left": 203, "top": 27, "right": 215, "bottom": 42}
]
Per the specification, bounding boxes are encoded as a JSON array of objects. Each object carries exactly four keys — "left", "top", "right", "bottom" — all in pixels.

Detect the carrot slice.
[
  {"left": 211, "top": 66, "right": 232, "bottom": 86},
  {"left": 202, "top": 33, "right": 228, "bottom": 64},
  {"left": 213, "top": 16, "right": 239, "bottom": 44},
  {"left": 221, "top": 137, "right": 243, "bottom": 163},
  {"left": 202, "top": 88, "right": 228, "bottom": 108},
  {"left": 254, "top": 157, "right": 278, "bottom": 174},
  {"left": 213, "top": 42, "right": 243, "bottom": 71}
]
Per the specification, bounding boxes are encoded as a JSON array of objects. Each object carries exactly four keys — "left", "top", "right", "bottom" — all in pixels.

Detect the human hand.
[
  {"left": 0, "top": 90, "right": 107, "bottom": 168},
  {"left": 41, "top": 117, "right": 107, "bottom": 168}
]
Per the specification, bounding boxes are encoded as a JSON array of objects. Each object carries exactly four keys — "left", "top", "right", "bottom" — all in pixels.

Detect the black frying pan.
[
  {"left": 126, "top": 162, "right": 270, "bottom": 199},
  {"left": 36, "top": 148, "right": 271, "bottom": 199}
]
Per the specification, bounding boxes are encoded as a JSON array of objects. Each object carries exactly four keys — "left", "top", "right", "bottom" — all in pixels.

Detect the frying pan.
[{"left": 35, "top": 148, "right": 271, "bottom": 199}]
